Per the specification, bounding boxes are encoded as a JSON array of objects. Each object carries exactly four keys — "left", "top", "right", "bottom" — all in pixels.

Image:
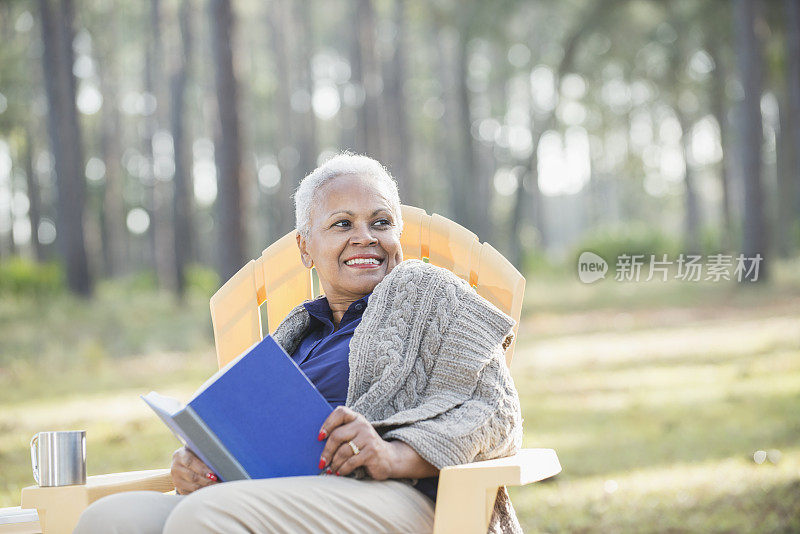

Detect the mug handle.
[{"left": 30, "top": 434, "right": 39, "bottom": 485}]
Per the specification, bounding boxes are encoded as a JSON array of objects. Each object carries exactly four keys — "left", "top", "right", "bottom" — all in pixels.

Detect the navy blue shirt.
[
  {"left": 290, "top": 294, "right": 368, "bottom": 408},
  {"left": 290, "top": 293, "right": 438, "bottom": 503}
]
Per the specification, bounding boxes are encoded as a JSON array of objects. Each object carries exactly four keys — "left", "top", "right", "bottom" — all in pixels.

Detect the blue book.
[{"left": 141, "top": 335, "right": 333, "bottom": 482}]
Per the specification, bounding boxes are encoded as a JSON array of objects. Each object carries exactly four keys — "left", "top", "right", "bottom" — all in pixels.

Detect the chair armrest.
[
  {"left": 0, "top": 506, "right": 40, "bottom": 534},
  {"left": 440, "top": 448, "right": 562, "bottom": 486},
  {"left": 21, "top": 469, "right": 173, "bottom": 534},
  {"left": 432, "top": 449, "right": 561, "bottom": 534}
]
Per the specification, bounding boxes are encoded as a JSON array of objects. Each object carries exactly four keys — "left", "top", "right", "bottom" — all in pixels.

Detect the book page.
[{"left": 141, "top": 391, "right": 184, "bottom": 414}]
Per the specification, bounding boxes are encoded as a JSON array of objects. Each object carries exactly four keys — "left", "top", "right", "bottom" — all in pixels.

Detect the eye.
[
  {"left": 332, "top": 219, "right": 351, "bottom": 228},
  {"left": 373, "top": 218, "right": 392, "bottom": 227}
]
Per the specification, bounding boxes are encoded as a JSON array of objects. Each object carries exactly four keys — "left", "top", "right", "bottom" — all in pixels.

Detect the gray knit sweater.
[{"left": 272, "top": 259, "right": 524, "bottom": 534}]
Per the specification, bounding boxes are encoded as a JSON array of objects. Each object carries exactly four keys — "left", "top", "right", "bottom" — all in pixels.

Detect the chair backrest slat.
[
  {"left": 428, "top": 213, "right": 481, "bottom": 283},
  {"left": 260, "top": 232, "right": 314, "bottom": 334},
  {"left": 209, "top": 260, "right": 262, "bottom": 369},
  {"left": 211, "top": 205, "right": 525, "bottom": 368},
  {"left": 398, "top": 205, "right": 426, "bottom": 259},
  {"left": 474, "top": 242, "right": 525, "bottom": 365}
]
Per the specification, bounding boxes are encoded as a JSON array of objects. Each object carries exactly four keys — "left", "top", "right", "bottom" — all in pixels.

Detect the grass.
[
  {"left": 1, "top": 262, "right": 799, "bottom": 532},
  {"left": 0, "top": 277, "right": 218, "bottom": 505},
  {"left": 510, "top": 258, "right": 800, "bottom": 533}
]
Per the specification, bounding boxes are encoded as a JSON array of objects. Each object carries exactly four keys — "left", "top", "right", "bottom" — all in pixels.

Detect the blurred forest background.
[
  {"left": 1, "top": 0, "right": 800, "bottom": 532},
  {"left": 1, "top": 0, "right": 799, "bottom": 292}
]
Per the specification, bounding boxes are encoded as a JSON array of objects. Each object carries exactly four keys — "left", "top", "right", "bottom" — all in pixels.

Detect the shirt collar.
[{"left": 303, "top": 293, "right": 371, "bottom": 325}]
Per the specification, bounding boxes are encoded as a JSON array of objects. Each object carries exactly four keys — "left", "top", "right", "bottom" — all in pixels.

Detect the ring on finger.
[{"left": 348, "top": 440, "right": 360, "bottom": 456}]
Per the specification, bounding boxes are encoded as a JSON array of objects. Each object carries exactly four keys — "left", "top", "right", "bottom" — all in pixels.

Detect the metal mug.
[{"left": 30, "top": 430, "right": 86, "bottom": 487}]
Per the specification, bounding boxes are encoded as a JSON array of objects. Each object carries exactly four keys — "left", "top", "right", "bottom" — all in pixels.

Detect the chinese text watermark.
[{"left": 578, "top": 253, "right": 763, "bottom": 283}]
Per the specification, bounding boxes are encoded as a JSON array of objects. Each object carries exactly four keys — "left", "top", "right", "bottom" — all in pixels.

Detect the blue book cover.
[{"left": 142, "top": 335, "right": 332, "bottom": 481}]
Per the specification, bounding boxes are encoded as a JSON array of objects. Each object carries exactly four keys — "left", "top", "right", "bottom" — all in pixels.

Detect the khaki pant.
[{"left": 73, "top": 475, "right": 435, "bottom": 534}]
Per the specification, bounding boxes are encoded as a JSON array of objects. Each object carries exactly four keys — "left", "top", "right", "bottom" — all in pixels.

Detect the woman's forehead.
[{"left": 314, "top": 174, "right": 394, "bottom": 216}]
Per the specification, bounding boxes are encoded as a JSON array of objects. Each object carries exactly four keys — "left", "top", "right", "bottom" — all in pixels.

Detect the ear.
[{"left": 296, "top": 232, "right": 314, "bottom": 268}]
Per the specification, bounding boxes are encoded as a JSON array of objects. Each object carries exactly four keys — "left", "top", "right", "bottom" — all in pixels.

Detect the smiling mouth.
[{"left": 344, "top": 258, "right": 383, "bottom": 266}]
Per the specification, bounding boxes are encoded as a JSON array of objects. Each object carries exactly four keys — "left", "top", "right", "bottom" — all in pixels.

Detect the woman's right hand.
[{"left": 170, "top": 447, "right": 219, "bottom": 495}]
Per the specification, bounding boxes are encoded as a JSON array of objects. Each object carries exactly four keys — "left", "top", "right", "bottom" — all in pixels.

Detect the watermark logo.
[
  {"left": 577, "top": 251, "right": 608, "bottom": 283},
  {"left": 576, "top": 252, "right": 764, "bottom": 283}
]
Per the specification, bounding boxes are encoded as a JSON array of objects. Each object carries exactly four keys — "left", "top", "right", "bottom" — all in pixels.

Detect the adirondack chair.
[{"left": 18, "top": 205, "right": 561, "bottom": 534}]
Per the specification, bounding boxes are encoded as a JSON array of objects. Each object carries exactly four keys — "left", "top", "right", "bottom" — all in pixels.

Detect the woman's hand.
[
  {"left": 170, "top": 447, "right": 219, "bottom": 495},
  {"left": 318, "top": 406, "right": 438, "bottom": 480}
]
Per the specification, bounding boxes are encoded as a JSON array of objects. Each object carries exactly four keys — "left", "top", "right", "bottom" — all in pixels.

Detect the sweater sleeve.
[{"left": 381, "top": 342, "right": 523, "bottom": 469}]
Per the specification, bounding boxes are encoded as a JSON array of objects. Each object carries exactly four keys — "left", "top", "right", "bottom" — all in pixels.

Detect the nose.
[{"left": 350, "top": 222, "right": 377, "bottom": 246}]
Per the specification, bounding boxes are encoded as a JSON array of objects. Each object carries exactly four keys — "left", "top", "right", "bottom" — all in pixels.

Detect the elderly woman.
[{"left": 75, "top": 153, "right": 523, "bottom": 534}]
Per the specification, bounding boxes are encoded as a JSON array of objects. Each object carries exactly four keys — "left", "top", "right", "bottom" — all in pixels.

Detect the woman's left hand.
[{"left": 318, "top": 406, "right": 398, "bottom": 480}]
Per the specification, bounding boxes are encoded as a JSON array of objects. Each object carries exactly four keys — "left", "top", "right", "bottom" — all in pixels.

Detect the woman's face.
[{"left": 297, "top": 173, "right": 403, "bottom": 303}]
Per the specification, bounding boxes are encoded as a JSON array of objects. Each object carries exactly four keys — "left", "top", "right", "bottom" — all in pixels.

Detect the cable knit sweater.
[{"left": 272, "top": 259, "right": 524, "bottom": 534}]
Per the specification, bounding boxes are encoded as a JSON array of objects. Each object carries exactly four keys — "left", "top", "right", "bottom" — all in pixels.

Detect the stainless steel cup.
[{"left": 30, "top": 430, "right": 86, "bottom": 487}]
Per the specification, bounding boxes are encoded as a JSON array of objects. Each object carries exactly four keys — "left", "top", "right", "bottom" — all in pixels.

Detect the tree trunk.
[
  {"left": 38, "top": 0, "right": 92, "bottom": 295},
  {"left": 529, "top": 149, "right": 546, "bottom": 252},
  {"left": 341, "top": 1, "right": 362, "bottom": 153},
  {"left": 144, "top": 0, "right": 176, "bottom": 290},
  {"left": 437, "top": 28, "right": 467, "bottom": 228},
  {"left": 511, "top": 129, "right": 546, "bottom": 268},
  {"left": 7, "top": 168, "right": 17, "bottom": 256},
  {"left": 513, "top": 0, "right": 610, "bottom": 259},
  {"left": 668, "top": 20, "right": 703, "bottom": 256},
  {"left": 171, "top": 0, "right": 195, "bottom": 297},
  {"left": 24, "top": 130, "right": 45, "bottom": 262},
  {"left": 734, "top": 0, "right": 768, "bottom": 280},
  {"left": 785, "top": 0, "right": 800, "bottom": 234},
  {"left": 516, "top": 114, "right": 552, "bottom": 264},
  {"left": 434, "top": 25, "right": 464, "bottom": 222},
  {"left": 96, "top": 8, "right": 128, "bottom": 276},
  {"left": 142, "top": 23, "right": 157, "bottom": 273},
  {"left": 776, "top": 91, "right": 793, "bottom": 257},
  {"left": 355, "top": 0, "right": 382, "bottom": 160},
  {"left": 676, "top": 109, "right": 702, "bottom": 254},
  {"left": 454, "top": 32, "right": 484, "bottom": 239},
  {"left": 707, "top": 31, "right": 734, "bottom": 251},
  {"left": 293, "top": 0, "right": 318, "bottom": 179},
  {"left": 267, "top": 0, "right": 297, "bottom": 239},
  {"left": 209, "top": 0, "right": 245, "bottom": 282},
  {"left": 100, "top": 104, "right": 127, "bottom": 276},
  {"left": 382, "top": 0, "right": 414, "bottom": 204}
]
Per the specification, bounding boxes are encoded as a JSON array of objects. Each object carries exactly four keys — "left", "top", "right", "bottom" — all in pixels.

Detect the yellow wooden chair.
[{"left": 19, "top": 206, "right": 561, "bottom": 534}]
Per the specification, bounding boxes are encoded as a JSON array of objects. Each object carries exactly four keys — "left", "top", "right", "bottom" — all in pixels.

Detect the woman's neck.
[
  {"left": 328, "top": 302, "right": 348, "bottom": 328},
  {"left": 325, "top": 294, "right": 361, "bottom": 328}
]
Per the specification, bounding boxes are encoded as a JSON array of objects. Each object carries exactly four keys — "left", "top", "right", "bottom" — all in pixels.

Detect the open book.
[{"left": 141, "top": 335, "right": 333, "bottom": 482}]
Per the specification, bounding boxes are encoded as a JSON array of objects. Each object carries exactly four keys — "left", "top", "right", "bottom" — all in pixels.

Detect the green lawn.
[
  {"left": 1, "top": 264, "right": 799, "bottom": 532},
  {"left": 511, "top": 260, "right": 800, "bottom": 532},
  {"left": 0, "top": 279, "right": 219, "bottom": 505}
]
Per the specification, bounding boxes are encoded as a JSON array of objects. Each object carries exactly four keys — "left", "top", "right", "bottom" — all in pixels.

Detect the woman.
[{"left": 75, "top": 153, "right": 523, "bottom": 533}]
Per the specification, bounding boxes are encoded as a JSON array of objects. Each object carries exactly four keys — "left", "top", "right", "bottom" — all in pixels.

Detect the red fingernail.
[
  {"left": 318, "top": 430, "right": 327, "bottom": 441},
  {"left": 326, "top": 468, "right": 332, "bottom": 474},
  {"left": 318, "top": 458, "right": 327, "bottom": 470},
  {"left": 336, "top": 471, "right": 341, "bottom": 476},
  {"left": 206, "top": 473, "right": 217, "bottom": 481}
]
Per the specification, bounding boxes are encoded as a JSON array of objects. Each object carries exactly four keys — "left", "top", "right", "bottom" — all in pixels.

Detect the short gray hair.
[{"left": 294, "top": 152, "right": 404, "bottom": 239}]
